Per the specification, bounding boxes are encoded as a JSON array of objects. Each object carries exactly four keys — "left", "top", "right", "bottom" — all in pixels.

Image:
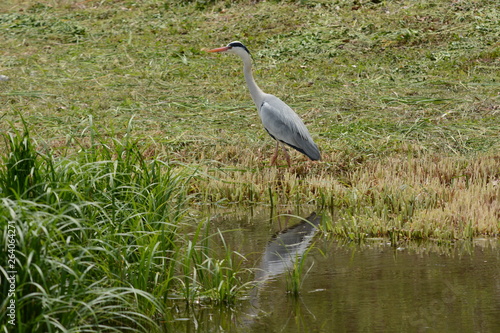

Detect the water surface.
[{"left": 173, "top": 207, "right": 500, "bottom": 332}]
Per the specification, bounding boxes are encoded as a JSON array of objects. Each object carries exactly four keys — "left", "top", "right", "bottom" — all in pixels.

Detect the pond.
[{"left": 170, "top": 207, "right": 500, "bottom": 332}]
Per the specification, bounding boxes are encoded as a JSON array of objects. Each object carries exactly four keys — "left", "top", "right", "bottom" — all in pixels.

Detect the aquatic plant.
[{"left": 285, "top": 247, "right": 315, "bottom": 298}]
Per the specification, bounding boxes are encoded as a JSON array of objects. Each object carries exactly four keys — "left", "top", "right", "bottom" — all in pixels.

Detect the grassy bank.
[
  {"left": 0, "top": 0, "right": 499, "bottom": 330},
  {"left": 2, "top": 0, "right": 497, "bottom": 233}
]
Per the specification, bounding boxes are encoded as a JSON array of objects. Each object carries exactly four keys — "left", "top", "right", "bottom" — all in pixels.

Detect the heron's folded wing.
[{"left": 259, "top": 96, "right": 320, "bottom": 160}]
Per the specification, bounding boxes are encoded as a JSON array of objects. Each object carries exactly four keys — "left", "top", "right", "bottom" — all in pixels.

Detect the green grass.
[
  {"left": 0, "top": 121, "right": 250, "bottom": 332},
  {"left": 1, "top": 0, "right": 498, "bottom": 156},
  {"left": 285, "top": 246, "right": 315, "bottom": 298},
  {"left": 0, "top": 0, "right": 499, "bottom": 330}
]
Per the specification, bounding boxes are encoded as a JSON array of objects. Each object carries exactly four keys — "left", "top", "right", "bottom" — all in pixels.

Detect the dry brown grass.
[{"left": 193, "top": 152, "right": 499, "bottom": 238}]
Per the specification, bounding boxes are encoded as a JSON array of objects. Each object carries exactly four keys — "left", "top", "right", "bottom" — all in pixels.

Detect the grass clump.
[
  {"left": 0, "top": 121, "right": 40, "bottom": 200},
  {"left": 0, "top": 123, "right": 249, "bottom": 332},
  {"left": 285, "top": 248, "right": 315, "bottom": 298},
  {"left": 179, "top": 226, "right": 250, "bottom": 305}
]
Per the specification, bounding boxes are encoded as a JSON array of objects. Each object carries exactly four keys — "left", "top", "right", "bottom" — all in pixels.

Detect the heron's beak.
[{"left": 206, "top": 46, "right": 230, "bottom": 53}]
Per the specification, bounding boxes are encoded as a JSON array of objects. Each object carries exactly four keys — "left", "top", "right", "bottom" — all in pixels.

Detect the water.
[{"left": 172, "top": 207, "right": 500, "bottom": 332}]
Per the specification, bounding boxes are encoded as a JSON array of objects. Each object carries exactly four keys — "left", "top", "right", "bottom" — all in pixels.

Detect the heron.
[{"left": 207, "top": 41, "right": 321, "bottom": 167}]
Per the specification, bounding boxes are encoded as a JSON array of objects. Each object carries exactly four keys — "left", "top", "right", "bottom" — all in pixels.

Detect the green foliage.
[
  {"left": 0, "top": 122, "right": 40, "bottom": 199},
  {"left": 0, "top": 122, "right": 249, "bottom": 332},
  {"left": 178, "top": 223, "right": 251, "bottom": 305},
  {"left": 285, "top": 246, "right": 315, "bottom": 298}
]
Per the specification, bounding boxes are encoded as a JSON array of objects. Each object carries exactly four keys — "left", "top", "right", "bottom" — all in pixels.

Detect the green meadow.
[{"left": 1, "top": 0, "right": 499, "bottom": 331}]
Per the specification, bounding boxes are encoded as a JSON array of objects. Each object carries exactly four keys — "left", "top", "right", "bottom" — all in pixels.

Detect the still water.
[{"left": 172, "top": 207, "right": 500, "bottom": 333}]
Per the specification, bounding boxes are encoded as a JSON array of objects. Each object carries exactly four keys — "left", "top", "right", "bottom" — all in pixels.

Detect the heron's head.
[{"left": 207, "top": 41, "right": 251, "bottom": 58}]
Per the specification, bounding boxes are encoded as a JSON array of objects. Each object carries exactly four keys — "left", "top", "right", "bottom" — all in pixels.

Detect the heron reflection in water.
[
  {"left": 245, "top": 212, "right": 321, "bottom": 319},
  {"left": 255, "top": 212, "right": 321, "bottom": 283}
]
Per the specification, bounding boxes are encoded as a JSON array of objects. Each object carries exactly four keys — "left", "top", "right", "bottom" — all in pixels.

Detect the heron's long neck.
[{"left": 242, "top": 56, "right": 265, "bottom": 108}]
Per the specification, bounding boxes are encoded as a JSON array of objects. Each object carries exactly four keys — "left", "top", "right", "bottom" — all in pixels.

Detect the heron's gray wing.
[{"left": 259, "top": 95, "right": 320, "bottom": 161}]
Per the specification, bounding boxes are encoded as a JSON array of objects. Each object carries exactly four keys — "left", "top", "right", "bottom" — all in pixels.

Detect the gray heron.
[{"left": 207, "top": 41, "right": 321, "bottom": 167}]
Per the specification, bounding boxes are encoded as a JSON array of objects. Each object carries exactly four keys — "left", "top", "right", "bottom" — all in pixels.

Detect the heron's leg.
[
  {"left": 270, "top": 141, "right": 280, "bottom": 166},
  {"left": 281, "top": 144, "right": 291, "bottom": 167}
]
